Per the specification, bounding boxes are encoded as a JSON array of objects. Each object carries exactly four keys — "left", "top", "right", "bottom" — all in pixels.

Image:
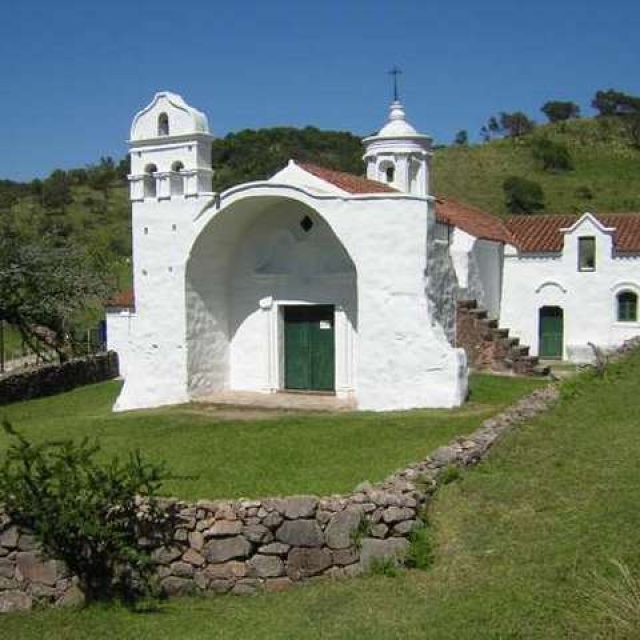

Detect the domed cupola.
[{"left": 363, "top": 97, "right": 432, "bottom": 197}]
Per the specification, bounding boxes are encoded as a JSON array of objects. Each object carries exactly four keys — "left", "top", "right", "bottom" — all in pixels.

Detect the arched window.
[
  {"left": 144, "top": 164, "right": 157, "bottom": 198},
  {"left": 170, "top": 161, "right": 184, "bottom": 196},
  {"left": 385, "top": 165, "right": 395, "bottom": 183},
  {"left": 158, "top": 113, "right": 169, "bottom": 136},
  {"left": 617, "top": 290, "right": 638, "bottom": 322}
]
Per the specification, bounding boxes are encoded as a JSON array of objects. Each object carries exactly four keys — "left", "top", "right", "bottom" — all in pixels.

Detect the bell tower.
[
  {"left": 128, "top": 91, "right": 214, "bottom": 202},
  {"left": 363, "top": 75, "right": 432, "bottom": 197}
]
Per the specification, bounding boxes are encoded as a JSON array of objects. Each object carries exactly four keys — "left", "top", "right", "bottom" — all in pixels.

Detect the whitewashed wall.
[
  {"left": 105, "top": 309, "right": 136, "bottom": 379},
  {"left": 500, "top": 214, "right": 640, "bottom": 361}
]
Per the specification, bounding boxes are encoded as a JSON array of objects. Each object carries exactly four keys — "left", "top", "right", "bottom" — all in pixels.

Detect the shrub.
[
  {"left": 503, "top": 176, "right": 545, "bottom": 214},
  {"left": 369, "top": 556, "right": 402, "bottom": 577},
  {"left": 541, "top": 100, "right": 580, "bottom": 123},
  {"left": 440, "top": 464, "right": 462, "bottom": 485},
  {"left": 530, "top": 137, "right": 574, "bottom": 172},
  {"left": 0, "top": 421, "right": 169, "bottom": 604}
]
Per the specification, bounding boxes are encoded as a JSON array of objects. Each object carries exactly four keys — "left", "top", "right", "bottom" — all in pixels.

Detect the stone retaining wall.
[
  {"left": 0, "top": 352, "right": 119, "bottom": 406},
  {"left": 0, "top": 380, "right": 561, "bottom": 613}
]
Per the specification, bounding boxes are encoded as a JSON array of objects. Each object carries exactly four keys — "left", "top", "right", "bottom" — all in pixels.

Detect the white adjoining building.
[{"left": 107, "top": 91, "right": 640, "bottom": 412}]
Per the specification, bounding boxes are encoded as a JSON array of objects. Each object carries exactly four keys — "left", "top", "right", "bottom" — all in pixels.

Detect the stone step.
[
  {"left": 457, "top": 299, "right": 477, "bottom": 310},
  {"left": 468, "top": 308, "right": 488, "bottom": 320},
  {"left": 491, "top": 328, "right": 510, "bottom": 339}
]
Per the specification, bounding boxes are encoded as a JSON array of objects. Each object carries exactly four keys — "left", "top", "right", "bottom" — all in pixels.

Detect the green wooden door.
[
  {"left": 284, "top": 306, "right": 335, "bottom": 391},
  {"left": 539, "top": 306, "right": 564, "bottom": 359}
]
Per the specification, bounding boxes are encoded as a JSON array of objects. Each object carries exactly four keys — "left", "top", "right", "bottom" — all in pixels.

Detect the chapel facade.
[{"left": 107, "top": 91, "right": 640, "bottom": 413}]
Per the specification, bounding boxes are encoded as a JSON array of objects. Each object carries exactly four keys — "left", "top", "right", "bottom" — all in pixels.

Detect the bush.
[
  {"left": 503, "top": 176, "right": 545, "bottom": 214},
  {"left": 406, "top": 524, "right": 434, "bottom": 570},
  {"left": 541, "top": 101, "right": 580, "bottom": 123},
  {"left": 0, "top": 421, "right": 169, "bottom": 604},
  {"left": 530, "top": 137, "right": 574, "bottom": 172}
]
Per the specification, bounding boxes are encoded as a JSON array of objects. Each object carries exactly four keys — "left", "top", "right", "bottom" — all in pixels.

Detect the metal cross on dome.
[{"left": 388, "top": 66, "right": 402, "bottom": 101}]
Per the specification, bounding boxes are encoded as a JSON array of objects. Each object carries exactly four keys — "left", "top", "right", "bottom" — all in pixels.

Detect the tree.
[
  {"left": 503, "top": 176, "right": 545, "bottom": 214},
  {"left": 530, "top": 137, "right": 574, "bottom": 172},
  {"left": 541, "top": 101, "right": 580, "bottom": 123},
  {"left": 454, "top": 130, "right": 468, "bottom": 146},
  {"left": 592, "top": 89, "right": 640, "bottom": 117},
  {"left": 42, "top": 170, "right": 73, "bottom": 212},
  {"left": 87, "top": 157, "right": 117, "bottom": 201},
  {"left": 499, "top": 112, "right": 536, "bottom": 138},
  {"left": 0, "top": 422, "right": 169, "bottom": 603},
  {"left": 0, "top": 214, "right": 112, "bottom": 362}
]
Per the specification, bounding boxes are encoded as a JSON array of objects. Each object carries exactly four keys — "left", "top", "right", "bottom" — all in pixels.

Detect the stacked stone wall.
[
  {"left": 0, "top": 352, "right": 119, "bottom": 406},
  {"left": 0, "top": 380, "right": 562, "bottom": 613}
]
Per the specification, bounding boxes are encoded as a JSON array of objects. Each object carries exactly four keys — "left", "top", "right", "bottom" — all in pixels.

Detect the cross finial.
[{"left": 388, "top": 66, "right": 402, "bottom": 101}]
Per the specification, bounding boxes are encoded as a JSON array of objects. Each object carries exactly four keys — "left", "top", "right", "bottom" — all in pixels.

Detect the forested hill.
[{"left": 2, "top": 113, "right": 640, "bottom": 289}]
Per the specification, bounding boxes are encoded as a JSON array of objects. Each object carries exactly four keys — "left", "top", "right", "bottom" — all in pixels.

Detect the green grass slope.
[
  {"left": 5, "top": 349, "right": 640, "bottom": 637},
  {"left": 434, "top": 117, "right": 640, "bottom": 215}
]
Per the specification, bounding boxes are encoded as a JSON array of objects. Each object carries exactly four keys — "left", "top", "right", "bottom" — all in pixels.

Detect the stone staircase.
[{"left": 455, "top": 300, "right": 549, "bottom": 376}]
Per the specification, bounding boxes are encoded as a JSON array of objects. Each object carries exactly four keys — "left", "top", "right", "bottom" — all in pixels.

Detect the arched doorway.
[
  {"left": 185, "top": 194, "right": 357, "bottom": 398},
  {"left": 538, "top": 306, "right": 564, "bottom": 359}
]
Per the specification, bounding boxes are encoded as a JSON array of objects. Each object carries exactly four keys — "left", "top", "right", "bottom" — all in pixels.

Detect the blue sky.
[{"left": 1, "top": 0, "right": 639, "bottom": 181}]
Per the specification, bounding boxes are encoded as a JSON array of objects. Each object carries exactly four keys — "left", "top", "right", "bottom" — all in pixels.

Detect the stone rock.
[
  {"left": 283, "top": 496, "right": 318, "bottom": 519},
  {"left": 0, "top": 547, "right": 8, "bottom": 557},
  {"left": 0, "top": 558, "right": 15, "bottom": 579},
  {"left": 170, "top": 561, "right": 195, "bottom": 578},
  {"left": 189, "top": 530, "right": 204, "bottom": 551},
  {"left": 286, "top": 548, "right": 332, "bottom": 580},
  {"left": 359, "top": 537, "right": 409, "bottom": 573},
  {"left": 276, "top": 520, "right": 323, "bottom": 548},
  {"left": 243, "top": 524, "right": 272, "bottom": 544},
  {"left": 429, "top": 446, "right": 459, "bottom": 467},
  {"left": 205, "top": 561, "right": 247, "bottom": 580},
  {"left": 161, "top": 576, "right": 195, "bottom": 597},
  {"left": 182, "top": 548, "right": 205, "bottom": 567},
  {"left": 209, "top": 579, "right": 233, "bottom": 594},
  {"left": 248, "top": 554, "right": 284, "bottom": 578},
  {"left": 262, "top": 512, "right": 283, "bottom": 529},
  {"left": 0, "top": 591, "right": 32, "bottom": 613},
  {"left": 258, "top": 542, "right": 290, "bottom": 556},
  {"left": 16, "top": 552, "right": 57, "bottom": 586},
  {"left": 370, "top": 524, "right": 388, "bottom": 538},
  {"left": 381, "top": 506, "right": 413, "bottom": 524},
  {"left": 151, "top": 545, "right": 182, "bottom": 565},
  {"left": 173, "top": 529, "right": 189, "bottom": 543},
  {"left": 332, "top": 548, "right": 359, "bottom": 566},
  {"left": 264, "top": 577, "right": 293, "bottom": 592},
  {"left": 393, "top": 520, "right": 418, "bottom": 535},
  {"left": 205, "top": 520, "right": 243, "bottom": 538},
  {"left": 30, "top": 582, "right": 56, "bottom": 598},
  {"left": 231, "top": 578, "right": 261, "bottom": 595},
  {"left": 0, "top": 576, "right": 18, "bottom": 590},
  {"left": 325, "top": 509, "right": 362, "bottom": 549},
  {"left": 17, "top": 534, "right": 38, "bottom": 551},
  {"left": 0, "top": 527, "right": 19, "bottom": 549},
  {"left": 205, "top": 536, "right": 252, "bottom": 563},
  {"left": 194, "top": 570, "right": 208, "bottom": 590},
  {"left": 56, "top": 584, "right": 85, "bottom": 608}
]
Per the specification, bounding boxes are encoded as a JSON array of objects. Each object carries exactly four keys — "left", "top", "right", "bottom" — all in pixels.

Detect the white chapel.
[{"left": 107, "top": 91, "right": 640, "bottom": 412}]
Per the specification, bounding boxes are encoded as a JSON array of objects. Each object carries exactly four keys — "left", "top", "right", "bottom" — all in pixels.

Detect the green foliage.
[
  {"left": 350, "top": 516, "right": 372, "bottom": 550},
  {"left": 541, "top": 100, "right": 580, "bottom": 123},
  {"left": 211, "top": 126, "right": 364, "bottom": 192},
  {"left": 530, "top": 136, "right": 574, "bottom": 172},
  {"left": 0, "top": 212, "right": 112, "bottom": 362},
  {"left": 368, "top": 556, "right": 402, "bottom": 577},
  {"left": 503, "top": 175, "right": 545, "bottom": 214},
  {"left": 592, "top": 89, "right": 640, "bottom": 117},
  {"left": 0, "top": 421, "right": 168, "bottom": 603},
  {"left": 406, "top": 523, "right": 434, "bottom": 570},
  {"left": 500, "top": 111, "right": 536, "bottom": 138},
  {"left": 454, "top": 129, "right": 468, "bottom": 146},
  {"left": 439, "top": 464, "right": 462, "bottom": 485}
]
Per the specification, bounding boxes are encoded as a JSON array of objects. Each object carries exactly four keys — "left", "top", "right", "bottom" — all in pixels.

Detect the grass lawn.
[
  {"left": 0, "top": 373, "right": 541, "bottom": 501},
  {"left": 4, "top": 350, "right": 640, "bottom": 637}
]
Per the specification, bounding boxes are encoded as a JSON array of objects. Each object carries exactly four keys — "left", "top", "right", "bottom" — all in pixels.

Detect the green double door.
[
  {"left": 284, "top": 305, "right": 335, "bottom": 392},
  {"left": 539, "top": 306, "right": 564, "bottom": 359}
]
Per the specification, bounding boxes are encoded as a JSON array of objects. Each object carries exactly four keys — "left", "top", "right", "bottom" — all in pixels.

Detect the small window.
[
  {"left": 578, "top": 236, "right": 596, "bottom": 271},
  {"left": 158, "top": 113, "right": 169, "bottom": 136},
  {"left": 434, "top": 222, "right": 451, "bottom": 244},
  {"left": 143, "top": 164, "right": 157, "bottom": 198},
  {"left": 385, "top": 166, "right": 395, "bottom": 183},
  {"left": 617, "top": 291, "right": 638, "bottom": 322},
  {"left": 171, "top": 161, "right": 185, "bottom": 195},
  {"left": 300, "top": 215, "right": 313, "bottom": 232}
]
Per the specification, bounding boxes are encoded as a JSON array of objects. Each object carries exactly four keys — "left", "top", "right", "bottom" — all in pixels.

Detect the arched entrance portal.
[
  {"left": 185, "top": 195, "right": 357, "bottom": 399},
  {"left": 538, "top": 306, "right": 564, "bottom": 359}
]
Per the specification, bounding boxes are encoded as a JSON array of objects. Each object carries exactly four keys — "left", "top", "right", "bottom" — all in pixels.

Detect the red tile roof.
[
  {"left": 505, "top": 213, "right": 640, "bottom": 253},
  {"left": 299, "top": 163, "right": 398, "bottom": 194},
  {"left": 106, "top": 288, "right": 135, "bottom": 309},
  {"left": 435, "top": 198, "right": 513, "bottom": 244}
]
